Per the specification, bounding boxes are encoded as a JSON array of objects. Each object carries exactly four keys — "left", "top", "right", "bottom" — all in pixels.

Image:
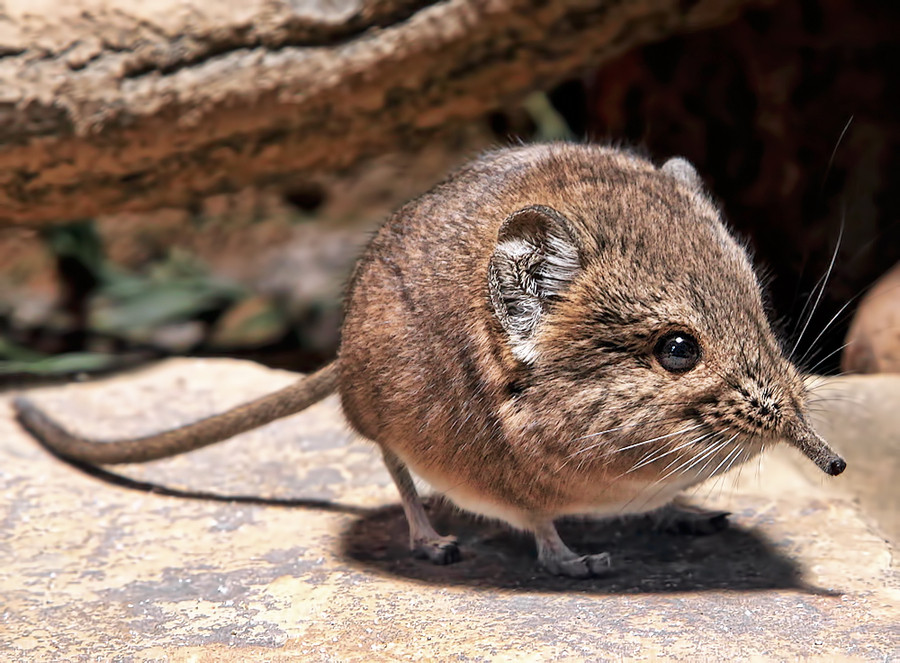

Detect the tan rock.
[
  {"left": 0, "top": 0, "right": 757, "bottom": 225},
  {"left": 1, "top": 359, "right": 897, "bottom": 660},
  {"left": 843, "top": 262, "right": 900, "bottom": 374}
]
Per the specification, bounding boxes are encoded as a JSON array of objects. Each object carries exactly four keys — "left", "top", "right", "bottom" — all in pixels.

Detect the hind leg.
[{"left": 381, "top": 448, "right": 461, "bottom": 564}]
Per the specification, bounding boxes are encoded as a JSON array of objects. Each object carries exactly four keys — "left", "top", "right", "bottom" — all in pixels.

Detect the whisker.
[
  {"left": 689, "top": 437, "right": 736, "bottom": 502},
  {"left": 801, "top": 281, "right": 900, "bottom": 372},
  {"left": 567, "top": 402, "right": 711, "bottom": 441},
  {"left": 796, "top": 292, "right": 893, "bottom": 370},
  {"left": 663, "top": 433, "right": 739, "bottom": 483},
  {"left": 784, "top": 115, "right": 852, "bottom": 361},
  {"left": 790, "top": 222, "right": 843, "bottom": 361},
  {"left": 706, "top": 444, "right": 743, "bottom": 483},
  {"left": 730, "top": 439, "right": 751, "bottom": 495},
  {"left": 790, "top": 271, "right": 829, "bottom": 354},
  {"left": 803, "top": 341, "right": 853, "bottom": 376},
  {"left": 715, "top": 447, "right": 745, "bottom": 502},
  {"left": 613, "top": 431, "right": 714, "bottom": 480},
  {"left": 658, "top": 430, "right": 730, "bottom": 473},
  {"left": 566, "top": 422, "right": 703, "bottom": 460},
  {"left": 650, "top": 438, "right": 731, "bottom": 490},
  {"left": 691, "top": 432, "right": 732, "bottom": 479},
  {"left": 722, "top": 447, "right": 745, "bottom": 478},
  {"left": 611, "top": 423, "right": 706, "bottom": 456},
  {"left": 822, "top": 115, "right": 854, "bottom": 193},
  {"left": 624, "top": 436, "right": 733, "bottom": 513},
  {"left": 625, "top": 430, "right": 719, "bottom": 475}
]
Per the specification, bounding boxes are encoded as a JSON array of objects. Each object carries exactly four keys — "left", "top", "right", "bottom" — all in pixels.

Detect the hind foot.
[
  {"left": 412, "top": 535, "right": 461, "bottom": 565},
  {"left": 380, "top": 449, "right": 462, "bottom": 565}
]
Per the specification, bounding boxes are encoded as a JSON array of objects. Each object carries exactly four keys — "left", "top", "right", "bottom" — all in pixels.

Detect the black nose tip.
[{"left": 827, "top": 457, "right": 847, "bottom": 476}]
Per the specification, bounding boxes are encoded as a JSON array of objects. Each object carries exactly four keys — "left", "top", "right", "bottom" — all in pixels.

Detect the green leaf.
[
  {"left": 0, "top": 352, "right": 119, "bottom": 376},
  {"left": 92, "top": 279, "right": 243, "bottom": 335},
  {"left": 0, "top": 337, "right": 46, "bottom": 362}
]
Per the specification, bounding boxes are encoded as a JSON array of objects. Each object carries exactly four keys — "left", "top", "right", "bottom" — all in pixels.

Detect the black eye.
[{"left": 654, "top": 332, "right": 701, "bottom": 373}]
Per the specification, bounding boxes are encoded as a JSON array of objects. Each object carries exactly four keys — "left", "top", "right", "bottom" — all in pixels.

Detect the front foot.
[
  {"left": 532, "top": 518, "right": 613, "bottom": 579},
  {"left": 652, "top": 502, "right": 730, "bottom": 535},
  {"left": 411, "top": 535, "right": 461, "bottom": 565},
  {"left": 540, "top": 551, "right": 612, "bottom": 579}
]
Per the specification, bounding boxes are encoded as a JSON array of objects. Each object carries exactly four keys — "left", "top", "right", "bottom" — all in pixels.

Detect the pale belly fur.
[{"left": 404, "top": 455, "right": 703, "bottom": 531}]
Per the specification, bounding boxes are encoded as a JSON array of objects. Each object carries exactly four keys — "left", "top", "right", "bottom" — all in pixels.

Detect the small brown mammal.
[{"left": 15, "top": 144, "right": 846, "bottom": 578}]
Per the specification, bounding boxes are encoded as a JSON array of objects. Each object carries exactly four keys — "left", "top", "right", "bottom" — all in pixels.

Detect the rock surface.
[
  {"left": 1, "top": 359, "right": 898, "bottom": 661},
  {"left": 0, "top": 0, "right": 757, "bottom": 225},
  {"left": 843, "top": 262, "right": 900, "bottom": 375}
]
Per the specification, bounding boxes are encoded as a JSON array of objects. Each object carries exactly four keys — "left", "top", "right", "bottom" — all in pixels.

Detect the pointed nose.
[{"left": 785, "top": 420, "right": 846, "bottom": 476}]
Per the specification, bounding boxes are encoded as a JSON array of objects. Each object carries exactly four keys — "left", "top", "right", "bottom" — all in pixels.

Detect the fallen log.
[{"left": 0, "top": 0, "right": 764, "bottom": 225}]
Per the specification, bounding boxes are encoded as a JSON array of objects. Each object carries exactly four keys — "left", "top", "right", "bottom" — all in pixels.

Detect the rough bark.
[{"left": 0, "top": 0, "right": 763, "bottom": 225}]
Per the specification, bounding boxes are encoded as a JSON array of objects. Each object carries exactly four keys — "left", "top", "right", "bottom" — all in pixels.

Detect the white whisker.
[
  {"left": 711, "top": 447, "right": 745, "bottom": 502},
  {"left": 823, "top": 115, "right": 854, "bottom": 191},
  {"left": 790, "top": 222, "right": 843, "bottom": 361},
  {"left": 569, "top": 421, "right": 649, "bottom": 443},
  {"left": 721, "top": 448, "right": 745, "bottom": 481},
  {"left": 568, "top": 410, "right": 696, "bottom": 445},
  {"left": 798, "top": 296, "right": 856, "bottom": 367},
  {"left": 643, "top": 444, "right": 727, "bottom": 499},
  {"left": 568, "top": 422, "right": 703, "bottom": 460},
  {"left": 623, "top": 435, "right": 733, "bottom": 513},
  {"left": 612, "top": 423, "right": 706, "bottom": 456},
  {"left": 691, "top": 432, "right": 732, "bottom": 478},
  {"left": 625, "top": 431, "right": 718, "bottom": 475},
  {"left": 706, "top": 443, "right": 743, "bottom": 482},
  {"left": 803, "top": 341, "right": 853, "bottom": 377},
  {"left": 659, "top": 433, "right": 738, "bottom": 484}
]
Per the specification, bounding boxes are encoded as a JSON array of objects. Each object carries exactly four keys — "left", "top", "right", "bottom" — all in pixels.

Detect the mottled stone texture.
[
  {"left": 1, "top": 359, "right": 898, "bottom": 660},
  {"left": 0, "top": 0, "right": 758, "bottom": 225}
]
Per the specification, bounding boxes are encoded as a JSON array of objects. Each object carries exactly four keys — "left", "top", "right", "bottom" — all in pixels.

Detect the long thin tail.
[{"left": 13, "top": 360, "right": 340, "bottom": 464}]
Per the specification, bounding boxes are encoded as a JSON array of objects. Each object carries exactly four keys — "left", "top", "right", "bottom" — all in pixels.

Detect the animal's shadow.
[
  {"left": 40, "top": 459, "right": 812, "bottom": 594},
  {"left": 341, "top": 499, "right": 811, "bottom": 594}
]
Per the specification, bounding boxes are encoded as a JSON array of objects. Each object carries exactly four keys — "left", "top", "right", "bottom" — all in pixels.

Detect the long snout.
[{"left": 784, "top": 421, "right": 846, "bottom": 476}]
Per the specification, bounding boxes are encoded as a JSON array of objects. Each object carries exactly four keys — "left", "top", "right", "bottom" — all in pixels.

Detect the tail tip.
[
  {"left": 12, "top": 396, "right": 34, "bottom": 419},
  {"left": 12, "top": 396, "right": 41, "bottom": 423}
]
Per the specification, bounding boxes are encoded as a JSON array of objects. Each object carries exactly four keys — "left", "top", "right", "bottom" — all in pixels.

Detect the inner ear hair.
[{"left": 488, "top": 205, "right": 582, "bottom": 363}]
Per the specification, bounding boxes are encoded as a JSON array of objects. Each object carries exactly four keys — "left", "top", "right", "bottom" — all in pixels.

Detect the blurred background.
[{"left": 0, "top": 0, "right": 897, "bottom": 383}]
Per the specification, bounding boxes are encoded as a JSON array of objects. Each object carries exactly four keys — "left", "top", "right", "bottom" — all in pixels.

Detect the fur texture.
[{"left": 340, "top": 143, "right": 842, "bottom": 532}]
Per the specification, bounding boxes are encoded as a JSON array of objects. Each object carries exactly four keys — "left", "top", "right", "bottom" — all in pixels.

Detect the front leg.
[
  {"left": 531, "top": 519, "right": 611, "bottom": 579},
  {"left": 381, "top": 447, "right": 461, "bottom": 565}
]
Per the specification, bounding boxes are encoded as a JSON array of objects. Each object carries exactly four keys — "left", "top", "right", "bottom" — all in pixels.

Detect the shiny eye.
[{"left": 654, "top": 332, "right": 701, "bottom": 373}]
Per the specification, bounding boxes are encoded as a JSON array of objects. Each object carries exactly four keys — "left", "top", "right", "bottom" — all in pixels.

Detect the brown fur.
[{"left": 15, "top": 143, "right": 845, "bottom": 578}]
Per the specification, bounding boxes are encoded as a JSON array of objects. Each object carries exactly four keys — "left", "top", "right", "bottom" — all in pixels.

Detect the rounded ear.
[
  {"left": 488, "top": 205, "right": 582, "bottom": 363},
  {"left": 661, "top": 157, "right": 704, "bottom": 190}
]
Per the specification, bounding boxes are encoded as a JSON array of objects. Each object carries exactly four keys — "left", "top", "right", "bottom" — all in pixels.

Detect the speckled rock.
[{"left": 1, "top": 359, "right": 898, "bottom": 661}]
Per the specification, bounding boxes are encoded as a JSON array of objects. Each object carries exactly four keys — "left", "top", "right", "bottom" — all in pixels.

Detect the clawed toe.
[
  {"left": 541, "top": 552, "right": 612, "bottom": 578},
  {"left": 412, "top": 535, "right": 461, "bottom": 565}
]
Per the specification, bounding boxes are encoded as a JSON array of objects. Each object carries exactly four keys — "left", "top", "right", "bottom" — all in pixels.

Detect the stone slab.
[{"left": 1, "top": 359, "right": 897, "bottom": 661}]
